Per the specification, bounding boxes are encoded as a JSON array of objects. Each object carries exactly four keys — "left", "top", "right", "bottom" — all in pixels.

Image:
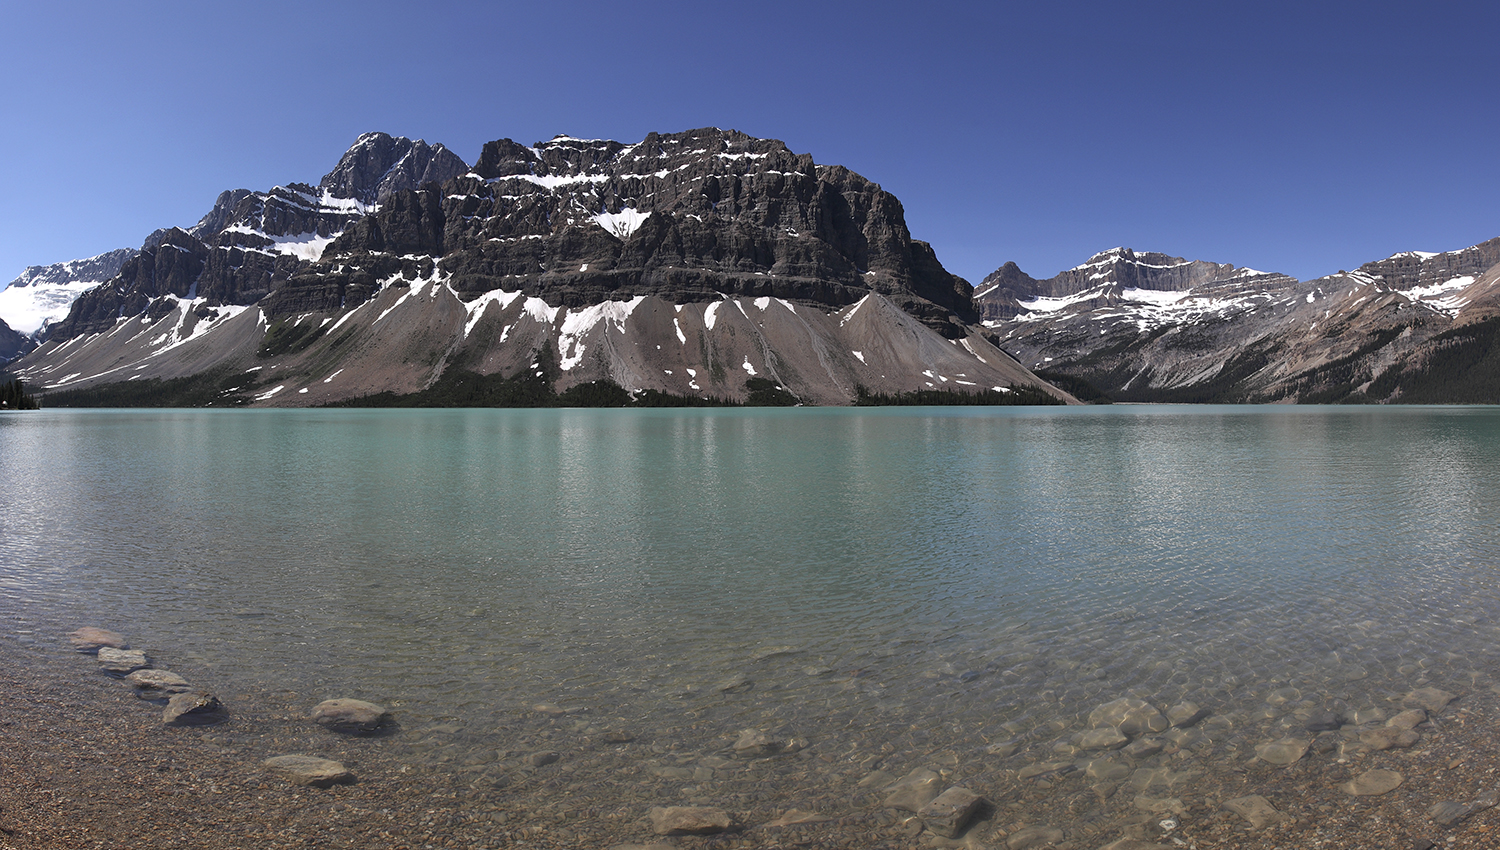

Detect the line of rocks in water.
[{"left": 66, "top": 626, "right": 389, "bottom": 789}]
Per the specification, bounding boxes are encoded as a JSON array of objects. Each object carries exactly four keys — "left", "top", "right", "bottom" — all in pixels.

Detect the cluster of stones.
[
  {"left": 258, "top": 699, "right": 392, "bottom": 788},
  {"left": 68, "top": 627, "right": 224, "bottom": 726},
  {"left": 67, "top": 626, "right": 391, "bottom": 790},
  {"left": 981, "top": 685, "right": 1473, "bottom": 845}
]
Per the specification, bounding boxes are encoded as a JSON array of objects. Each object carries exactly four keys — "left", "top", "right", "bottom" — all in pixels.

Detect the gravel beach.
[{"left": 6, "top": 628, "right": 1500, "bottom": 850}]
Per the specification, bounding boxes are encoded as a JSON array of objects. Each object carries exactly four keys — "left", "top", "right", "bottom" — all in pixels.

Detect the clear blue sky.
[{"left": 2, "top": 0, "right": 1496, "bottom": 288}]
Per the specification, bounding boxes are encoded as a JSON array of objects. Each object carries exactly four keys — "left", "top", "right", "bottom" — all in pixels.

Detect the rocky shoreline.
[{"left": 3, "top": 626, "right": 1500, "bottom": 849}]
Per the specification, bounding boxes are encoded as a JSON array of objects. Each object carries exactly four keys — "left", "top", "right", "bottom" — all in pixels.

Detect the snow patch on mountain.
[
  {"left": 591, "top": 208, "right": 651, "bottom": 239},
  {"left": 558, "top": 296, "right": 647, "bottom": 371},
  {"left": 1400, "top": 275, "right": 1477, "bottom": 313}
]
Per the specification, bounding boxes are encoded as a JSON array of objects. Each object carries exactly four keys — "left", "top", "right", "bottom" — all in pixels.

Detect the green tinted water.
[{"left": 5, "top": 406, "right": 1500, "bottom": 838}]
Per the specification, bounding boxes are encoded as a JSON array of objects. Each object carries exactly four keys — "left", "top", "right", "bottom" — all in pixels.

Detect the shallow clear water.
[{"left": 6, "top": 405, "right": 1500, "bottom": 833}]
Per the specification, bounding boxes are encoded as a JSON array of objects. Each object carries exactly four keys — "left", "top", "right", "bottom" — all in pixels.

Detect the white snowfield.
[{"left": 0, "top": 276, "right": 103, "bottom": 335}]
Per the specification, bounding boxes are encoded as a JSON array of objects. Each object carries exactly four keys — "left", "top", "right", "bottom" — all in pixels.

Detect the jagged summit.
[
  {"left": 12, "top": 129, "right": 1058, "bottom": 407},
  {"left": 318, "top": 132, "right": 468, "bottom": 205},
  {"left": 277, "top": 126, "right": 977, "bottom": 335}
]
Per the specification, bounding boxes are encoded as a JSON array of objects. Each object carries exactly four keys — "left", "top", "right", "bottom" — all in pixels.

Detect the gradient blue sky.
[{"left": 2, "top": 1, "right": 1496, "bottom": 290}]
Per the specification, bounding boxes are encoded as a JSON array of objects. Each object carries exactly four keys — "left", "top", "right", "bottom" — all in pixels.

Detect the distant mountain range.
[
  {"left": 977, "top": 241, "right": 1500, "bottom": 403},
  {"left": 7, "top": 130, "right": 1057, "bottom": 405},
  {"left": 7, "top": 129, "right": 1499, "bottom": 405}
]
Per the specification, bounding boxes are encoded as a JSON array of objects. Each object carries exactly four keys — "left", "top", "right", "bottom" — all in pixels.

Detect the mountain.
[
  {"left": 0, "top": 248, "right": 137, "bottom": 346},
  {"left": 0, "top": 317, "right": 30, "bottom": 363},
  {"left": 11, "top": 129, "right": 1068, "bottom": 406},
  {"left": 978, "top": 240, "right": 1500, "bottom": 403}
]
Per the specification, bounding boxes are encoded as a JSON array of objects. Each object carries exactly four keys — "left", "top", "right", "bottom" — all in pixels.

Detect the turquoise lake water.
[{"left": 5, "top": 405, "right": 1500, "bottom": 837}]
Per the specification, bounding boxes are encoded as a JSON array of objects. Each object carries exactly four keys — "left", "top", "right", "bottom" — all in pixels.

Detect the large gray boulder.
[{"left": 311, "top": 698, "right": 391, "bottom": 733}]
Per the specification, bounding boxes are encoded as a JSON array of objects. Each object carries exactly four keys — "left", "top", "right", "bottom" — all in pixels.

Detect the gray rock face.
[
  {"left": 0, "top": 317, "right": 33, "bottom": 362},
  {"left": 45, "top": 134, "right": 466, "bottom": 342},
  {"left": 263, "top": 755, "right": 354, "bottom": 787},
  {"left": 647, "top": 805, "right": 731, "bottom": 835},
  {"left": 310, "top": 698, "right": 391, "bottom": 733},
  {"left": 318, "top": 132, "right": 468, "bottom": 205},
  {"left": 277, "top": 128, "right": 977, "bottom": 337},
  {"left": 6, "top": 249, "right": 136, "bottom": 293},
  {"left": 976, "top": 248, "right": 1284, "bottom": 321},
  {"left": 162, "top": 690, "right": 225, "bottom": 725}
]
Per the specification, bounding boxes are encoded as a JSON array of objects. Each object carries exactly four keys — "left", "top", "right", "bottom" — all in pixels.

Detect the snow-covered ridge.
[{"left": 0, "top": 248, "right": 136, "bottom": 335}]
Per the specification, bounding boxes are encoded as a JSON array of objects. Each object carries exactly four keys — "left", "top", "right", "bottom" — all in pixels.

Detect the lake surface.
[{"left": 5, "top": 405, "right": 1500, "bottom": 843}]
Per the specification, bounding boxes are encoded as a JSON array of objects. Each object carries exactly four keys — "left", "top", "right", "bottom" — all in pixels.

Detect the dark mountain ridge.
[{"left": 14, "top": 130, "right": 1063, "bottom": 407}]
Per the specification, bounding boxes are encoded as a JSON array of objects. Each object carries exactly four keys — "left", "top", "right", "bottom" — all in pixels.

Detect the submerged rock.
[
  {"left": 126, "top": 668, "right": 192, "bottom": 697},
  {"left": 68, "top": 627, "right": 127, "bottom": 652},
  {"left": 1006, "top": 825, "right": 1064, "bottom": 849},
  {"left": 1404, "top": 687, "right": 1457, "bottom": 713},
  {"left": 648, "top": 805, "right": 730, "bottom": 835},
  {"left": 883, "top": 767, "right": 942, "bottom": 812},
  {"left": 1342, "top": 768, "right": 1403, "bottom": 796},
  {"left": 764, "top": 809, "right": 833, "bottom": 827},
  {"left": 1255, "top": 738, "right": 1309, "bottom": 765},
  {"left": 918, "top": 786, "right": 985, "bottom": 838},
  {"left": 1223, "top": 795, "right": 1283, "bottom": 830},
  {"left": 1089, "top": 698, "right": 1168, "bottom": 737},
  {"left": 163, "top": 691, "right": 225, "bottom": 726},
  {"left": 263, "top": 755, "right": 354, "bottom": 787},
  {"left": 97, "top": 647, "right": 149, "bottom": 675},
  {"left": 1166, "top": 701, "right": 1207, "bottom": 728},
  {"left": 1360, "top": 726, "right": 1419, "bottom": 750},
  {"left": 1387, "top": 708, "right": 1428, "bottom": 730},
  {"left": 1302, "top": 710, "right": 1342, "bottom": 732},
  {"left": 1079, "top": 727, "right": 1129, "bottom": 751},
  {"left": 311, "top": 698, "right": 390, "bottom": 733}
]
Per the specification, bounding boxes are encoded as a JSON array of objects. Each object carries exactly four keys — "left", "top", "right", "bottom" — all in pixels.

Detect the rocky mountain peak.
[
  {"left": 318, "top": 132, "right": 468, "bottom": 205},
  {"left": 1354, "top": 237, "right": 1500, "bottom": 292}
]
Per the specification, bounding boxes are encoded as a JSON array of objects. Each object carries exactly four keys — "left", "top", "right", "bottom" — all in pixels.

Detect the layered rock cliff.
[{"left": 13, "top": 129, "right": 1064, "bottom": 406}]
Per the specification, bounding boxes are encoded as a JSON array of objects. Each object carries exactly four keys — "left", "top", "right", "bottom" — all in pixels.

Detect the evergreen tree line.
[{"left": 0, "top": 375, "right": 40, "bottom": 410}]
